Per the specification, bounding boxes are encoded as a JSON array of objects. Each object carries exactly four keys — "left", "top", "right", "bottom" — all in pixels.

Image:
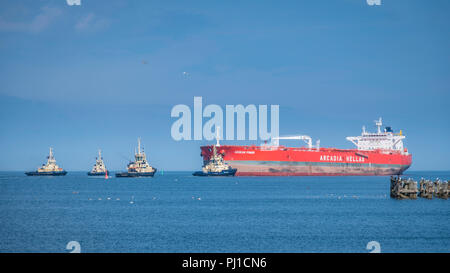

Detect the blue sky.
[{"left": 0, "top": 0, "right": 449, "bottom": 171}]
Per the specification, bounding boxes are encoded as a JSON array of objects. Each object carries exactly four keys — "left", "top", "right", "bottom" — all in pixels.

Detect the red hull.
[{"left": 200, "top": 145, "right": 412, "bottom": 176}]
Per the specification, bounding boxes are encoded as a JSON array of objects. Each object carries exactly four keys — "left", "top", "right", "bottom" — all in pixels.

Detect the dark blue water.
[{"left": 0, "top": 171, "right": 449, "bottom": 253}]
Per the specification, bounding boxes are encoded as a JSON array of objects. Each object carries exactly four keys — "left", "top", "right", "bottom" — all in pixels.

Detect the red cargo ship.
[{"left": 200, "top": 118, "right": 412, "bottom": 176}]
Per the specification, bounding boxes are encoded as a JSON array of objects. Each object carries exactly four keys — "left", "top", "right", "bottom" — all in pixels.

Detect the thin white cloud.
[
  {"left": 0, "top": 19, "right": 27, "bottom": 32},
  {"left": 75, "top": 13, "right": 109, "bottom": 32},
  {"left": 30, "top": 7, "right": 62, "bottom": 32},
  {"left": 0, "top": 6, "right": 62, "bottom": 33},
  {"left": 75, "top": 13, "right": 94, "bottom": 31}
]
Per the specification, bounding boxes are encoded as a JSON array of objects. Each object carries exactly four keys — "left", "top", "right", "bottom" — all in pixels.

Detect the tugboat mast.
[
  {"left": 46, "top": 147, "right": 58, "bottom": 165},
  {"left": 138, "top": 137, "right": 141, "bottom": 155}
]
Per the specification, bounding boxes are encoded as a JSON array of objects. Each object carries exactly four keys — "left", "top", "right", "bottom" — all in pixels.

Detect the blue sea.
[{"left": 0, "top": 171, "right": 449, "bottom": 253}]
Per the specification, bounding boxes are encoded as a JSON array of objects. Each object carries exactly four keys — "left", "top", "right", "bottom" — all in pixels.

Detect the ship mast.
[
  {"left": 375, "top": 117, "right": 382, "bottom": 134},
  {"left": 48, "top": 147, "right": 56, "bottom": 163},
  {"left": 98, "top": 149, "right": 102, "bottom": 160}
]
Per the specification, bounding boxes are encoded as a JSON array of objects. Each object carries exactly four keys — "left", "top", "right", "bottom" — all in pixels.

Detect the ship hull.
[
  {"left": 115, "top": 169, "right": 157, "bottom": 178},
  {"left": 226, "top": 161, "right": 409, "bottom": 176},
  {"left": 25, "top": 171, "right": 67, "bottom": 176},
  {"left": 200, "top": 145, "right": 412, "bottom": 177}
]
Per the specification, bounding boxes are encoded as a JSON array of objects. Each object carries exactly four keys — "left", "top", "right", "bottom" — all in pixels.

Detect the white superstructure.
[
  {"left": 346, "top": 118, "right": 407, "bottom": 153},
  {"left": 202, "top": 144, "right": 234, "bottom": 173},
  {"left": 90, "top": 149, "right": 107, "bottom": 173},
  {"left": 200, "top": 127, "right": 235, "bottom": 173},
  {"left": 38, "top": 147, "right": 64, "bottom": 172},
  {"left": 127, "top": 138, "right": 156, "bottom": 173}
]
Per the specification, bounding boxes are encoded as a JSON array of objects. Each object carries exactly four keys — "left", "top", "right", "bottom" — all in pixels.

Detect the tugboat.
[
  {"left": 193, "top": 128, "right": 237, "bottom": 177},
  {"left": 25, "top": 147, "right": 67, "bottom": 176},
  {"left": 87, "top": 149, "right": 108, "bottom": 176},
  {"left": 115, "top": 138, "right": 157, "bottom": 178}
]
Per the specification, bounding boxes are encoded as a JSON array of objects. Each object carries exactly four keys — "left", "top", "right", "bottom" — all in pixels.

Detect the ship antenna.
[
  {"left": 98, "top": 149, "right": 102, "bottom": 159},
  {"left": 49, "top": 147, "right": 53, "bottom": 159},
  {"left": 216, "top": 126, "right": 221, "bottom": 147}
]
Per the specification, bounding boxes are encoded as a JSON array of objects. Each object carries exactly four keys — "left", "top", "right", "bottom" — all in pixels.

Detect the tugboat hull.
[
  {"left": 193, "top": 168, "right": 237, "bottom": 177},
  {"left": 25, "top": 171, "right": 67, "bottom": 176},
  {"left": 115, "top": 169, "right": 157, "bottom": 178},
  {"left": 87, "top": 172, "right": 107, "bottom": 176}
]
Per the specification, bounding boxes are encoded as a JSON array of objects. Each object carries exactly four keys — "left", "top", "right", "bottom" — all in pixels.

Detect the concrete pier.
[
  {"left": 390, "top": 176, "right": 418, "bottom": 199},
  {"left": 434, "top": 180, "right": 449, "bottom": 199},
  {"left": 419, "top": 179, "right": 434, "bottom": 199},
  {"left": 392, "top": 177, "right": 449, "bottom": 200}
]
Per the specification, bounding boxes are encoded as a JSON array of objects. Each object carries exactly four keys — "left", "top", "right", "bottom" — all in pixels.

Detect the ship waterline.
[
  {"left": 226, "top": 160, "right": 411, "bottom": 176},
  {"left": 24, "top": 171, "right": 68, "bottom": 176}
]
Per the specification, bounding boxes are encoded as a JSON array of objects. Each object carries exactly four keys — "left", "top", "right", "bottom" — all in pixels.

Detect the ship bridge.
[{"left": 346, "top": 118, "right": 407, "bottom": 153}]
